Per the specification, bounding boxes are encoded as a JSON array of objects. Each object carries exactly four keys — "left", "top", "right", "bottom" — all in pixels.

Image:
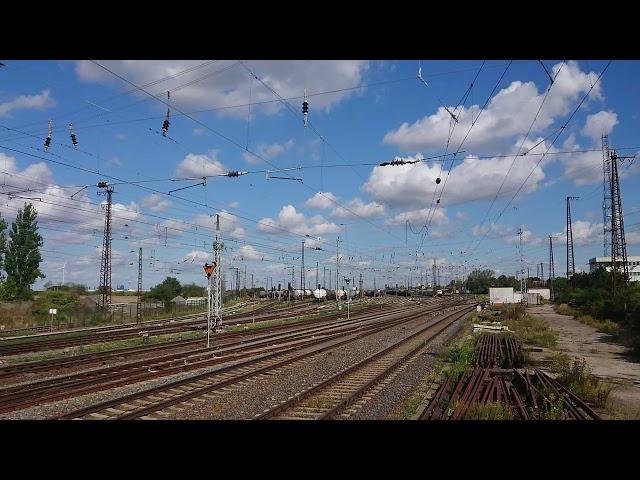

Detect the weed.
[
  {"left": 550, "top": 353, "right": 612, "bottom": 407},
  {"left": 463, "top": 402, "right": 514, "bottom": 420}
]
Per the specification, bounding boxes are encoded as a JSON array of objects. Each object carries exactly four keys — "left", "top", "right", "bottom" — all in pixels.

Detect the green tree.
[
  {"left": 145, "top": 276, "right": 182, "bottom": 303},
  {"left": 181, "top": 282, "right": 206, "bottom": 298},
  {"left": 0, "top": 212, "right": 7, "bottom": 280},
  {"left": 466, "top": 269, "right": 495, "bottom": 294},
  {"left": 4, "top": 203, "right": 45, "bottom": 300}
]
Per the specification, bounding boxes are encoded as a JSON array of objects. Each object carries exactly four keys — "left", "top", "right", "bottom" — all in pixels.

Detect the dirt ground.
[{"left": 528, "top": 304, "right": 640, "bottom": 419}]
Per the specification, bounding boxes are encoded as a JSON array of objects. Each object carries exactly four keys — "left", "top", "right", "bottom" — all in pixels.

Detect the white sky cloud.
[
  {"left": 0, "top": 89, "right": 55, "bottom": 117},
  {"left": 330, "top": 197, "right": 385, "bottom": 219},
  {"left": 383, "top": 61, "right": 601, "bottom": 152},
  {"left": 257, "top": 205, "right": 340, "bottom": 236},
  {"left": 175, "top": 151, "right": 226, "bottom": 178},
  {"left": 142, "top": 194, "right": 172, "bottom": 213},
  {"left": 305, "top": 192, "right": 337, "bottom": 209},
  {"left": 243, "top": 139, "right": 294, "bottom": 164},
  {"left": 75, "top": 60, "right": 369, "bottom": 119}
]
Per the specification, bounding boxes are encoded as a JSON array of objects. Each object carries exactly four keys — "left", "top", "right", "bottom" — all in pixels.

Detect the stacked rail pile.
[
  {"left": 473, "top": 335, "right": 524, "bottom": 368},
  {"left": 420, "top": 334, "right": 599, "bottom": 420}
]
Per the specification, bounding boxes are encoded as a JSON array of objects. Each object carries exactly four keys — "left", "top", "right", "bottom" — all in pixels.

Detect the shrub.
[
  {"left": 550, "top": 354, "right": 612, "bottom": 407},
  {"left": 596, "top": 319, "right": 619, "bottom": 335}
]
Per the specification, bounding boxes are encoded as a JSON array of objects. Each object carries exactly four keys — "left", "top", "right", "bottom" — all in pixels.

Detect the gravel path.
[
  {"left": 347, "top": 315, "right": 467, "bottom": 420},
  {"left": 527, "top": 304, "right": 640, "bottom": 418}
]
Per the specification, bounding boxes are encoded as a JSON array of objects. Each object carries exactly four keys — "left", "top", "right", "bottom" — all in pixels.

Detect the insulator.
[
  {"left": 162, "top": 119, "right": 170, "bottom": 136},
  {"left": 436, "top": 177, "right": 441, "bottom": 184},
  {"left": 44, "top": 136, "right": 51, "bottom": 151},
  {"left": 436, "top": 199, "right": 440, "bottom": 204},
  {"left": 227, "top": 171, "right": 240, "bottom": 177},
  {"left": 71, "top": 134, "right": 78, "bottom": 146}
]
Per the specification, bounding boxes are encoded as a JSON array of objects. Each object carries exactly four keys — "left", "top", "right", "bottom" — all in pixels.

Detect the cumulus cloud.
[
  {"left": 363, "top": 149, "right": 546, "bottom": 209},
  {"left": 75, "top": 60, "right": 369, "bottom": 119},
  {"left": 553, "top": 220, "right": 603, "bottom": 247},
  {"left": 142, "top": 194, "right": 172, "bottom": 213},
  {"left": 581, "top": 111, "right": 618, "bottom": 143},
  {"left": 232, "top": 245, "right": 268, "bottom": 261},
  {"left": 243, "top": 139, "right": 294, "bottom": 164},
  {"left": 175, "top": 151, "right": 225, "bottom": 178},
  {"left": 0, "top": 89, "right": 55, "bottom": 117},
  {"left": 257, "top": 205, "right": 340, "bottom": 236},
  {"left": 330, "top": 198, "right": 385, "bottom": 219},
  {"left": 305, "top": 192, "right": 337, "bottom": 209},
  {"left": 383, "top": 61, "right": 600, "bottom": 152}
]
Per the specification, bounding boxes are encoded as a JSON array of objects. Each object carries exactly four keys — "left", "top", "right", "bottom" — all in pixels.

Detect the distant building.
[
  {"left": 527, "top": 288, "right": 550, "bottom": 300},
  {"left": 171, "top": 295, "right": 186, "bottom": 304},
  {"left": 589, "top": 255, "right": 640, "bottom": 281},
  {"left": 631, "top": 265, "right": 640, "bottom": 283},
  {"left": 490, "top": 287, "right": 515, "bottom": 304},
  {"left": 185, "top": 297, "right": 207, "bottom": 305}
]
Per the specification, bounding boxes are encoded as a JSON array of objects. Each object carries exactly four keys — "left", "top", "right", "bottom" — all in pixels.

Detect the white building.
[
  {"left": 589, "top": 256, "right": 640, "bottom": 280},
  {"left": 490, "top": 287, "right": 515, "bottom": 304},
  {"left": 631, "top": 265, "right": 640, "bottom": 283},
  {"left": 527, "top": 288, "right": 551, "bottom": 300}
]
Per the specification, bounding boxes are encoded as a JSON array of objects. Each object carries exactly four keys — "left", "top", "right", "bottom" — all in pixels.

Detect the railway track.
[
  {"left": 1, "top": 301, "right": 451, "bottom": 414},
  {"left": 53, "top": 300, "right": 469, "bottom": 420},
  {"left": 0, "top": 301, "right": 326, "bottom": 357},
  {"left": 0, "top": 299, "right": 400, "bottom": 379},
  {"left": 254, "top": 305, "right": 476, "bottom": 420}
]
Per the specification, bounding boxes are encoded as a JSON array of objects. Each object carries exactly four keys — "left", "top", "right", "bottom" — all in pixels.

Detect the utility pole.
[
  {"left": 301, "top": 240, "right": 305, "bottom": 297},
  {"left": 517, "top": 227, "right": 526, "bottom": 302},
  {"left": 328, "top": 269, "right": 332, "bottom": 290},
  {"left": 566, "top": 196, "right": 579, "bottom": 287},
  {"left": 602, "top": 135, "right": 612, "bottom": 256},
  {"left": 432, "top": 258, "right": 437, "bottom": 289},
  {"left": 549, "top": 236, "right": 555, "bottom": 301},
  {"left": 610, "top": 150, "right": 631, "bottom": 295},
  {"left": 316, "top": 261, "right": 319, "bottom": 290},
  {"left": 136, "top": 248, "right": 142, "bottom": 324},
  {"left": 336, "top": 236, "right": 341, "bottom": 308},
  {"left": 213, "top": 214, "right": 222, "bottom": 330},
  {"left": 98, "top": 182, "right": 114, "bottom": 311},
  {"left": 251, "top": 273, "right": 254, "bottom": 297},
  {"left": 359, "top": 273, "right": 363, "bottom": 299}
]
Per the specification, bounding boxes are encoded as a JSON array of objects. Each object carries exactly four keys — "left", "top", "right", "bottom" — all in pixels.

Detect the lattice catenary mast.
[{"left": 98, "top": 182, "right": 114, "bottom": 311}]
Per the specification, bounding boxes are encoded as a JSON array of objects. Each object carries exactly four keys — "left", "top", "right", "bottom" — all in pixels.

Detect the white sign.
[{"left": 49, "top": 308, "right": 57, "bottom": 315}]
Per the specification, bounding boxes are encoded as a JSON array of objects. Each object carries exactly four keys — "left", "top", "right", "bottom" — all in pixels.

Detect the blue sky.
[{"left": 0, "top": 59, "right": 638, "bottom": 291}]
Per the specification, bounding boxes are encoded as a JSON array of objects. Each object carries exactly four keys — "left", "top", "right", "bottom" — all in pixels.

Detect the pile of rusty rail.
[
  {"left": 473, "top": 334, "right": 524, "bottom": 368},
  {"left": 420, "top": 367, "right": 599, "bottom": 420}
]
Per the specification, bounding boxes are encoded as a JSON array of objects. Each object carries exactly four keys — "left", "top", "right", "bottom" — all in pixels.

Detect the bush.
[
  {"left": 33, "top": 290, "right": 79, "bottom": 315},
  {"left": 550, "top": 354, "right": 612, "bottom": 407},
  {"left": 556, "top": 303, "right": 574, "bottom": 316},
  {"left": 596, "top": 319, "right": 619, "bottom": 335},
  {"left": 445, "top": 335, "right": 476, "bottom": 382}
]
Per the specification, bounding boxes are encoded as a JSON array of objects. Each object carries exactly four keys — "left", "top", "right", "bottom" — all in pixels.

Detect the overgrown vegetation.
[
  {"left": 553, "top": 269, "right": 640, "bottom": 357},
  {"left": 444, "top": 335, "right": 476, "bottom": 382},
  {"left": 497, "top": 304, "right": 558, "bottom": 348},
  {"left": 462, "top": 402, "right": 514, "bottom": 420},
  {"left": 550, "top": 353, "right": 612, "bottom": 408},
  {"left": 556, "top": 304, "right": 620, "bottom": 335}
]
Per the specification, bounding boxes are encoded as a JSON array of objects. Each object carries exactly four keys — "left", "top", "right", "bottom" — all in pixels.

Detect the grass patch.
[
  {"left": 496, "top": 306, "right": 558, "bottom": 348},
  {"left": 556, "top": 303, "right": 577, "bottom": 316},
  {"left": 444, "top": 335, "right": 476, "bottom": 382},
  {"left": 462, "top": 402, "right": 514, "bottom": 420},
  {"left": 7, "top": 330, "right": 204, "bottom": 364},
  {"left": 550, "top": 353, "right": 612, "bottom": 407}
]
